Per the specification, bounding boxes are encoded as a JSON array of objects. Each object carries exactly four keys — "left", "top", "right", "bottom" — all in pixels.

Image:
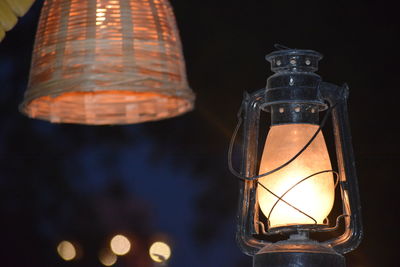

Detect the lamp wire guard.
[{"left": 228, "top": 101, "right": 348, "bottom": 230}]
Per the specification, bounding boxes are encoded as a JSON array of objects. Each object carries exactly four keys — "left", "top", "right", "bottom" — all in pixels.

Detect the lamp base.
[{"left": 253, "top": 241, "right": 345, "bottom": 267}]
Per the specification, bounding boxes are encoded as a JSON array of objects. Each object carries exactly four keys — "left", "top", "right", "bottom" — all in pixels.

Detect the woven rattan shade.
[{"left": 20, "top": 0, "right": 194, "bottom": 125}]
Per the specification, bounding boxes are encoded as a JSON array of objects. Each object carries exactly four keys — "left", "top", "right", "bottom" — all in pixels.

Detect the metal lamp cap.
[{"left": 266, "top": 48, "right": 323, "bottom": 73}]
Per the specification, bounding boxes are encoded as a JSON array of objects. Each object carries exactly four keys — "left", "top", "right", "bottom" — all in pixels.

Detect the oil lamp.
[{"left": 229, "top": 46, "right": 362, "bottom": 267}]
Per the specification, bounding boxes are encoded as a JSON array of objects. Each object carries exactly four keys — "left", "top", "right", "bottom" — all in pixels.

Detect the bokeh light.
[
  {"left": 149, "top": 241, "right": 171, "bottom": 263},
  {"left": 110, "top": 234, "right": 131, "bottom": 256},
  {"left": 57, "top": 241, "right": 76, "bottom": 261},
  {"left": 99, "top": 248, "right": 117, "bottom": 266}
]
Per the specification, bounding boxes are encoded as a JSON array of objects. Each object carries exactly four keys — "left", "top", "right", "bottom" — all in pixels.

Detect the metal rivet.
[
  {"left": 290, "top": 58, "right": 296, "bottom": 65},
  {"left": 305, "top": 59, "right": 311, "bottom": 65},
  {"left": 279, "top": 107, "right": 284, "bottom": 113},
  {"left": 294, "top": 107, "right": 300, "bottom": 112},
  {"left": 276, "top": 60, "right": 281, "bottom": 66}
]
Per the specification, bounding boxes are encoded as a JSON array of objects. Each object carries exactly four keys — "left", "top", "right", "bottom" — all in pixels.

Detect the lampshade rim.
[
  {"left": 19, "top": 90, "right": 195, "bottom": 125},
  {"left": 22, "top": 83, "right": 195, "bottom": 103}
]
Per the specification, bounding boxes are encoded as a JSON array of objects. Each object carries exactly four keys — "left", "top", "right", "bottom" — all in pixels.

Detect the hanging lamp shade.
[{"left": 20, "top": 0, "right": 195, "bottom": 125}]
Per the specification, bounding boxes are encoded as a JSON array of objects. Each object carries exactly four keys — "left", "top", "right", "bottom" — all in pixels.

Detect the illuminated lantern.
[
  {"left": 229, "top": 47, "right": 362, "bottom": 267},
  {"left": 20, "top": 0, "right": 194, "bottom": 125}
]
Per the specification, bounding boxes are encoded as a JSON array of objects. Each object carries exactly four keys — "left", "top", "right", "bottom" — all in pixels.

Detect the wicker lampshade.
[{"left": 20, "top": 0, "right": 195, "bottom": 125}]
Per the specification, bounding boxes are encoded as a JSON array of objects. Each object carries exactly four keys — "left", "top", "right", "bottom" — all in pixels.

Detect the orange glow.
[
  {"left": 26, "top": 90, "right": 190, "bottom": 124},
  {"left": 257, "top": 124, "right": 335, "bottom": 228}
]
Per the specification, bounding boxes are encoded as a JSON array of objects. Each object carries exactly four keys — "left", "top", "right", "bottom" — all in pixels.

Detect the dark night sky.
[{"left": 1, "top": 0, "right": 399, "bottom": 266}]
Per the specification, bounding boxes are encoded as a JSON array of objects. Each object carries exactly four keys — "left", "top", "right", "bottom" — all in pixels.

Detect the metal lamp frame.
[{"left": 232, "top": 50, "right": 363, "bottom": 258}]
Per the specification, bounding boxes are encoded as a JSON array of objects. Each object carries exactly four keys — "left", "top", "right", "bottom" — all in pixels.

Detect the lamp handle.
[
  {"left": 319, "top": 82, "right": 363, "bottom": 254},
  {"left": 235, "top": 89, "right": 270, "bottom": 255}
]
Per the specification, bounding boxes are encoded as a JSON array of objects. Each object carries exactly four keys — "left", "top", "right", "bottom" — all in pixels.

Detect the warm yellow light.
[
  {"left": 257, "top": 124, "right": 335, "bottom": 228},
  {"left": 110, "top": 235, "right": 131, "bottom": 256},
  {"left": 149, "top": 242, "right": 171, "bottom": 263},
  {"left": 99, "top": 249, "right": 117, "bottom": 266},
  {"left": 57, "top": 241, "right": 76, "bottom": 261}
]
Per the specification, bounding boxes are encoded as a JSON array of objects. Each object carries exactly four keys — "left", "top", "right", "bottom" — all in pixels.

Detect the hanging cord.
[{"left": 228, "top": 102, "right": 337, "bottom": 182}]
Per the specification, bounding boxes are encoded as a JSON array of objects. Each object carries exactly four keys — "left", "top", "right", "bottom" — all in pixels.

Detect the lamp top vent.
[{"left": 266, "top": 46, "right": 323, "bottom": 73}]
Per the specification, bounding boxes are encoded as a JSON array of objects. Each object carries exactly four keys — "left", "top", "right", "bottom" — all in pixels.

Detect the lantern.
[
  {"left": 20, "top": 0, "right": 195, "bottom": 125},
  {"left": 229, "top": 47, "right": 362, "bottom": 267}
]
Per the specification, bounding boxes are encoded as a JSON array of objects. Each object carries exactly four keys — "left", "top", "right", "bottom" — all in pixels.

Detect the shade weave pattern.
[{"left": 20, "top": 0, "right": 195, "bottom": 125}]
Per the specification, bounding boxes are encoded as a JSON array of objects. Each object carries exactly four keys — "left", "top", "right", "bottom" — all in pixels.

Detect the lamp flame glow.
[{"left": 257, "top": 124, "right": 335, "bottom": 228}]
